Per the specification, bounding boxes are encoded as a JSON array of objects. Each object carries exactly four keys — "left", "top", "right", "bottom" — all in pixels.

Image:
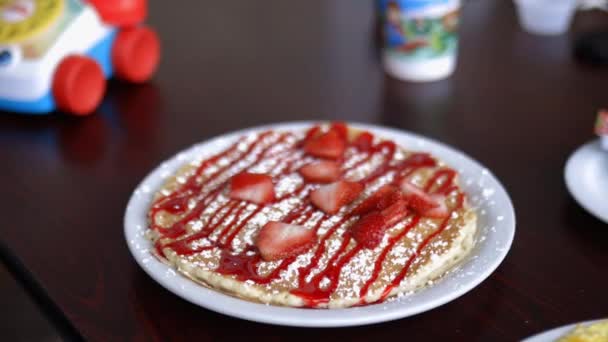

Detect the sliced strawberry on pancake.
[
  {"left": 310, "top": 180, "right": 363, "bottom": 215},
  {"left": 352, "top": 184, "right": 403, "bottom": 216},
  {"left": 329, "top": 121, "right": 349, "bottom": 140},
  {"left": 302, "top": 125, "right": 322, "bottom": 145},
  {"left": 303, "top": 130, "right": 346, "bottom": 160},
  {"left": 352, "top": 131, "right": 374, "bottom": 151},
  {"left": 350, "top": 200, "right": 409, "bottom": 249},
  {"left": 229, "top": 172, "right": 275, "bottom": 204},
  {"left": 424, "top": 194, "right": 449, "bottom": 218},
  {"left": 298, "top": 160, "right": 341, "bottom": 183},
  {"left": 400, "top": 181, "right": 449, "bottom": 218},
  {"left": 256, "top": 222, "right": 316, "bottom": 261}
]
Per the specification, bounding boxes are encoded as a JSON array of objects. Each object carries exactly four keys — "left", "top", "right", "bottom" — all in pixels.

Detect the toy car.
[{"left": 0, "top": 0, "right": 160, "bottom": 115}]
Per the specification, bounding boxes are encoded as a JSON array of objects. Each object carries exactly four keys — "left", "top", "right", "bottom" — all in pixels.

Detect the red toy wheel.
[
  {"left": 52, "top": 56, "right": 106, "bottom": 116},
  {"left": 87, "top": 0, "right": 146, "bottom": 27},
  {"left": 112, "top": 26, "right": 160, "bottom": 83}
]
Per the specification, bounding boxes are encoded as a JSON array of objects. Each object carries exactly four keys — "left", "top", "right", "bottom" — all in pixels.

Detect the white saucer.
[
  {"left": 124, "top": 122, "right": 516, "bottom": 327},
  {"left": 522, "top": 319, "right": 607, "bottom": 342},
  {"left": 565, "top": 139, "right": 608, "bottom": 223}
]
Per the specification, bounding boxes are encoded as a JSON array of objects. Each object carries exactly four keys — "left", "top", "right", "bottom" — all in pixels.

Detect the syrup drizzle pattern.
[{"left": 148, "top": 126, "right": 465, "bottom": 307}]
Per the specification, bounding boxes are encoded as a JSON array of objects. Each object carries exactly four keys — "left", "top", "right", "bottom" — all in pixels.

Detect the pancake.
[
  {"left": 558, "top": 320, "right": 608, "bottom": 342},
  {"left": 146, "top": 123, "right": 477, "bottom": 308}
]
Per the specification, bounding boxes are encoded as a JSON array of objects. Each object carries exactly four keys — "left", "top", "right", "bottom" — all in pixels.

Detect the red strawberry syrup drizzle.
[{"left": 149, "top": 128, "right": 464, "bottom": 307}]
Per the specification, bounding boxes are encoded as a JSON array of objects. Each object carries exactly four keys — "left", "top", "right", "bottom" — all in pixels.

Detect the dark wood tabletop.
[{"left": 2, "top": 0, "right": 608, "bottom": 341}]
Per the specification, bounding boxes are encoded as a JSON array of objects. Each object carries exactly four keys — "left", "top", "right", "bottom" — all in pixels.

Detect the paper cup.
[
  {"left": 514, "top": 0, "right": 578, "bottom": 35},
  {"left": 381, "top": 0, "right": 460, "bottom": 82}
]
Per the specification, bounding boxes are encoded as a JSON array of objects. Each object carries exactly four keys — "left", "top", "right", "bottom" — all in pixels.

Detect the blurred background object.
[
  {"left": 595, "top": 110, "right": 608, "bottom": 149},
  {"left": 514, "top": 0, "right": 578, "bottom": 35},
  {"left": 380, "top": 0, "right": 461, "bottom": 81},
  {"left": 513, "top": 0, "right": 608, "bottom": 36},
  {"left": 574, "top": 30, "right": 608, "bottom": 65},
  {"left": 578, "top": 0, "right": 608, "bottom": 10},
  {"left": 573, "top": 0, "right": 608, "bottom": 65},
  {"left": 0, "top": 0, "right": 160, "bottom": 116}
]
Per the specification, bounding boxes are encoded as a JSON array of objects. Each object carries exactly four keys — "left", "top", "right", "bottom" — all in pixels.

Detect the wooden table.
[{"left": 2, "top": 1, "right": 608, "bottom": 340}]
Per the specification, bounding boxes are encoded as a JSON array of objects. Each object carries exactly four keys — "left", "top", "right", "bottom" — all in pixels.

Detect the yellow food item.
[{"left": 559, "top": 320, "right": 608, "bottom": 342}]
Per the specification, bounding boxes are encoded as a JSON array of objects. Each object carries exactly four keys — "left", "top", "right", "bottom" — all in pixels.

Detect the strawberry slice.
[
  {"left": 350, "top": 212, "right": 386, "bottom": 249},
  {"left": 400, "top": 181, "right": 449, "bottom": 218},
  {"left": 350, "top": 200, "right": 408, "bottom": 249},
  {"left": 380, "top": 198, "right": 410, "bottom": 226},
  {"left": 310, "top": 180, "right": 363, "bottom": 215},
  {"left": 400, "top": 182, "right": 437, "bottom": 212},
  {"left": 352, "top": 131, "right": 374, "bottom": 151},
  {"left": 256, "top": 221, "right": 316, "bottom": 261},
  {"left": 330, "top": 121, "right": 349, "bottom": 140},
  {"left": 303, "top": 130, "right": 346, "bottom": 160},
  {"left": 229, "top": 172, "right": 275, "bottom": 204},
  {"left": 425, "top": 194, "right": 450, "bottom": 218},
  {"left": 299, "top": 160, "right": 341, "bottom": 183},
  {"left": 352, "top": 184, "right": 402, "bottom": 216},
  {"left": 302, "top": 125, "right": 322, "bottom": 145}
]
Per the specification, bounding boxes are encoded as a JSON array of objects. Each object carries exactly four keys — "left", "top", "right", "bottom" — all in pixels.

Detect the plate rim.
[
  {"left": 124, "top": 121, "right": 516, "bottom": 327},
  {"left": 564, "top": 139, "right": 608, "bottom": 223}
]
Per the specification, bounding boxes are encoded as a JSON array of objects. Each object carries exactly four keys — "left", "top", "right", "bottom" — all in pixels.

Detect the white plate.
[
  {"left": 124, "top": 122, "right": 516, "bottom": 327},
  {"left": 565, "top": 139, "right": 608, "bottom": 223},
  {"left": 522, "top": 319, "right": 607, "bottom": 342}
]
